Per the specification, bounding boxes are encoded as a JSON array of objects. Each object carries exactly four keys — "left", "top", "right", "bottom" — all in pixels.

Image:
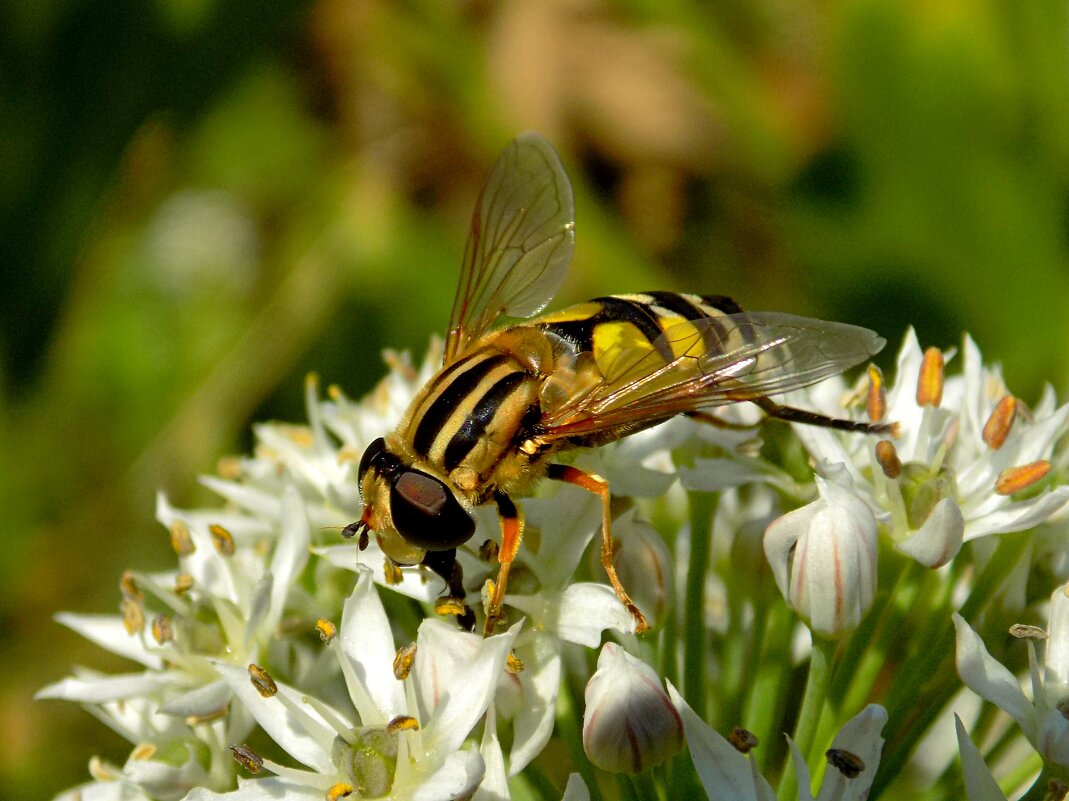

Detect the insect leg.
[
  {"left": 421, "top": 549, "right": 475, "bottom": 632},
  {"left": 485, "top": 492, "right": 524, "bottom": 636},
  {"left": 546, "top": 464, "right": 650, "bottom": 634},
  {"left": 752, "top": 397, "right": 897, "bottom": 436}
]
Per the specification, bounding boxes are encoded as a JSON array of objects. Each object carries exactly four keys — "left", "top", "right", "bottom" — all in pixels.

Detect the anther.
[
  {"left": 383, "top": 560, "right": 403, "bottom": 586},
  {"left": 169, "top": 520, "right": 196, "bottom": 556},
  {"left": 826, "top": 748, "right": 865, "bottom": 778},
  {"left": 729, "top": 727, "right": 759, "bottom": 754},
  {"left": 326, "top": 782, "right": 354, "bottom": 801},
  {"left": 120, "top": 597, "right": 144, "bottom": 635},
  {"left": 174, "top": 573, "right": 194, "bottom": 594},
  {"left": 1009, "top": 624, "right": 1048, "bottom": 640},
  {"left": 434, "top": 596, "right": 467, "bottom": 617},
  {"left": 248, "top": 664, "right": 278, "bottom": 697},
  {"left": 506, "top": 652, "right": 525, "bottom": 674},
  {"left": 230, "top": 744, "right": 263, "bottom": 773},
  {"left": 131, "top": 743, "right": 156, "bottom": 760},
  {"left": 393, "top": 643, "right": 417, "bottom": 680},
  {"left": 387, "top": 715, "right": 420, "bottom": 733},
  {"left": 120, "top": 571, "right": 142, "bottom": 601},
  {"left": 995, "top": 460, "right": 1051, "bottom": 496},
  {"left": 479, "top": 539, "right": 499, "bottom": 562},
  {"left": 217, "top": 457, "right": 242, "bottom": 480},
  {"left": 916, "top": 347, "right": 945, "bottom": 408},
  {"left": 315, "top": 619, "right": 337, "bottom": 644},
  {"left": 866, "top": 365, "right": 886, "bottom": 422},
  {"left": 152, "top": 614, "right": 174, "bottom": 644},
  {"left": 209, "top": 524, "right": 236, "bottom": 556},
  {"left": 875, "top": 440, "right": 902, "bottom": 479},
  {"left": 982, "top": 396, "right": 1018, "bottom": 450}
]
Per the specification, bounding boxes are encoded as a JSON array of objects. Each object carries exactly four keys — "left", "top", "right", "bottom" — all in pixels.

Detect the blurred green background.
[{"left": 3, "top": 0, "right": 1068, "bottom": 797}]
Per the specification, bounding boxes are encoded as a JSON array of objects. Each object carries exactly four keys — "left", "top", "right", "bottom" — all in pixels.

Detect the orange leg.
[
  {"left": 547, "top": 465, "right": 649, "bottom": 634},
  {"left": 485, "top": 492, "right": 523, "bottom": 636}
]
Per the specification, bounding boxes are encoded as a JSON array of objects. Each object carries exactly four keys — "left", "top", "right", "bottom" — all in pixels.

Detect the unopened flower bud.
[
  {"left": 764, "top": 477, "right": 877, "bottom": 638},
  {"left": 582, "top": 643, "right": 683, "bottom": 773},
  {"left": 611, "top": 511, "right": 673, "bottom": 624}
]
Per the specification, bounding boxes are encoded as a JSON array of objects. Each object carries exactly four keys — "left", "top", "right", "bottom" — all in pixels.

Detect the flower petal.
[
  {"left": 412, "top": 749, "right": 486, "bottom": 801},
  {"left": 509, "top": 636, "right": 562, "bottom": 776},
  {"left": 953, "top": 614, "right": 1033, "bottom": 735},
  {"left": 896, "top": 498, "right": 963, "bottom": 567},
  {"left": 340, "top": 567, "right": 405, "bottom": 722},
  {"left": 54, "top": 613, "right": 163, "bottom": 670},
  {"left": 817, "top": 704, "right": 886, "bottom": 801},
  {"left": 954, "top": 715, "right": 1008, "bottom": 801},
  {"left": 37, "top": 671, "right": 178, "bottom": 703}
]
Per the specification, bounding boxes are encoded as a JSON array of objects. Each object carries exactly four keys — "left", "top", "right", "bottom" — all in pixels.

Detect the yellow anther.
[
  {"left": 169, "top": 520, "right": 196, "bottom": 556},
  {"left": 327, "top": 384, "right": 343, "bottom": 401},
  {"left": 174, "top": 573, "right": 194, "bottom": 594},
  {"left": 209, "top": 524, "right": 236, "bottom": 556},
  {"left": 875, "top": 440, "right": 902, "bottom": 479},
  {"left": 120, "top": 571, "right": 142, "bottom": 601},
  {"left": 387, "top": 715, "right": 420, "bottom": 733},
  {"left": 506, "top": 652, "right": 526, "bottom": 674},
  {"left": 916, "top": 347, "right": 945, "bottom": 408},
  {"left": 131, "top": 743, "right": 156, "bottom": 761},
  {"left": 326, "top": 782, "right": 354, "bottom": 801},
  {"left": 185, "top": 707, "right": 227, "bottom": 725},
  {"left": 217, "top": 457, "right": 243, "bottom": 480},
  {"left": 284, "top": 426, "right": 315, "bottom": 447},
  {"left": 982, "top": 396, "right": 1017, "bottom": 450},
  {"left": 336, "top": 446, "right": 358, "bottom": 465},
  {"left": 248, "top": 664, "right": 278, "bottom": 698},
  {"left": 383, "top": 560, "right": 403, "bottom": 586},
  {"left": 434, "top": 597, "right": 467, "bottom": 617},
  {"left": 151, "top": 614, "right": 174, "bottom": 644},
  {"left": 315, "top": 619, "right": 337, "bottom": 643},
  {"left": 393, "top": 642, "right": 417, "bottom": 680},
  {"left": 120, "top": 597, "right": 144, "bottom": 636},
  {"left": 995, "top": 460, "right": 1051, "bottom": 496},
  {"left": 866, "top": 365, "right": 886, "bottom": 422}
]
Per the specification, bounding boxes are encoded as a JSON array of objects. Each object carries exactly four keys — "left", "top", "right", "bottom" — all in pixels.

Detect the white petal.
[
  {"left": 422, "top": 621, "right": 521, "bottom": 757},
  {"left": 561, "top": 774, "right": 591, "bottom": 801},
  {"left": 270, "top": 484, "right": 311, "bottom": 630},
  {"left": 199, "top": 475, "right": 282, "bottom": 519},
  {"left": 340, "top": 567, "right": 405, "bottom": 721},
  {"left": 1047, "top": 585, "right": 1069, "bottom": 684},
  {"left": 954, "top": 715, "right": 1008, "bottom": 801},
  {"left": 786, "top": 735, "right": 815, "bottom": 801},
  {"left": 36, "top": 671, "right": 177, "bottom": 703},
  {"left": 509, "top": 636, "right": 562, "bottom": 775},
  {"left": 896, "top": 498, "right": 963, "bottom": 567},
  {"left": 952, "top": 614, "right": 1033, "bottom": 735},
  {"left": 524, "top": 487, "right": 601, "bottom": 588},
  {"left": 185, "top": 777, "right": 322, "bottom": 800},
  {"left": 667, "top": 681, "right": 772, "bottom": 801},
  {"left": 411, "top": 749, "right": 486, "bottom": 801},
  {"left": 1037, "top": 707, "right": 1069, "bottom": 767},
  {"left": 214, "top": 661, "right": 337, "bottom": 774},
  {"left": 413, "top": 619, "right": 482, "bottom": 718},
  {"left": 763, "top": 502, "right": 819, "bottom": 601},
  {"left": 680, "top": 458, "right": 775, "bottom": 492},
  {"left": 313, "top": 544, "right": 444, "bottom": 602},
  {"left": 474, "top": 706, "right": 508, "bottom": 801},
  {"left": 54, "top": 613, "right": 163, "bottom": 670},
  {"left": 816, "top": 704, "right": 886, "bottom": 801},
  {"left": 964, "top": 487, "right": 1069, "bottom": 541},
  {"left": 54, "top": 780, "right": 152, "bottom": 801},
  {"left": 157, "top": 679, "right": 231, "bottom": 718}
]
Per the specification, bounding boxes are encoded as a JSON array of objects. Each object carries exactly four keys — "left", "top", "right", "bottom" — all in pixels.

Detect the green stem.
[
  {"left": 683, "top": 492, "right": 717, "bottom": 715},
  {"left": 556, "top": 672, "right": 604, "bottom": 801},
  {"left": 777, "top": 636, "right": 836, "bottom": 801},
  {"left": 749, "top": 603, "right": 796, "bottom": 774}
]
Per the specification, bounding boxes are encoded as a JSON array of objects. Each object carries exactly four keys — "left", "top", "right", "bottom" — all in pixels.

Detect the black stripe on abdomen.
[
  {"left": 442, "top": 372, "right": 528, "bottom": 471},
  {"left": 413, "top": 354, "right": 508, "bottom": 457}
]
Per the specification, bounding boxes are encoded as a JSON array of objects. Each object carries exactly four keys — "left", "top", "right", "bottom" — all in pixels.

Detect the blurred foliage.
[{"left": 2, "top": 0, "right": 1068, "bottom": 798}]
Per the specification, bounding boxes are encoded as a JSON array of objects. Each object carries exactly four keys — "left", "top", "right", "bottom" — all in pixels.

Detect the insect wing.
[
  {"left": 444, "top": 133, "right": 575, "bottom": 363},
  {"left": 540, "top": 312, "right": 885, "bottom": 439}
]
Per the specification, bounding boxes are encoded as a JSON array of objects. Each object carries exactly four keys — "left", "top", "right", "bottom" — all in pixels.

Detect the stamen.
[
  {"left": 393, "top": 643, "right": 417, "bottom": 680},
  {"left": 131, "top": 744, "right": 155, "bottom": 760},
  {"left": 327, "top": 782, "right": 354, "bottom": 800},
  {"left": 328, "top": 384, "right": 343, "bottom": 401},
  {"left": 315, "top": 619, "right": 336, "bottom": 643},
  {"left": 826, "top": 748, "right": 865, "bottom": 778},
  {"left": 336, "top": 446, "right": 358, "bottom": 465},
  {"left": 169, "top": 520, "right": 196, "bottom": 556},
  {"left": 479, "top": 539, "right": 500, "bottom": 562},
  {"left": 120, "top": 597, "right": 144, "bottom": 635},
  {"left": 995, "top": 460, "right": 1051, "bottom": 495},
  {"left": 875, "top": 440, "right": 902, "bottom": 479},
  {"left": 1009, "top": 624, "right": 1048, "bottom": 640},
  {"left": 151, "top": 614, "right": 173, "bottom": 645},
  {"left": 434, "top": 597, "right": 466, "bottom": 617},
  {"left": 916, "top": 347, "right": 945, "bottom": 408},
  {"left": 866, "top": 365, "right": 886, "bottom": 422},
  {"left": 506, "top": 652, "right": 525, "bottom": 674},
  {"left": 248, "top": 664, "right": 278, "bottom": 698},
  {"left": 230, "top": 744, "right": 263, "bottom": 773},
  {"left": 174, "top": 573, "right": 194, "bottom": 595},
  {"left": 216, "top": 457, "right": 242, "bottom": 480},
  {"left": 209, "top": 524, "right": 236, "bottom": 556},
  {"left": 120, "top": 571, "right": 142, "bottom": 601},
  {"left": 982, "top": 396, "right": 1017, "bottom": 450},
  {"left": 728, "top": 727, "right": 759, "bottom": 754},
  {"left": 387, "top": 715, "right": 420, "bottom": 733},
  {"left": 383, "top": 560, "right": 403, "bottom": 586}
]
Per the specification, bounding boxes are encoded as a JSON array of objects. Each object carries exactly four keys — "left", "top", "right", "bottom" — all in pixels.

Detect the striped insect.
[{"left": 345, "top": 133, "right": 892, "bottom": 634}]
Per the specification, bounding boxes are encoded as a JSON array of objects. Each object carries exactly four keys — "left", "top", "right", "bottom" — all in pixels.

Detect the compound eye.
[
  {"left": 358, "top": 437, "right": 387, "bottom": 482},
  {"left": 390, "top": 470, "right": 475, "bottom": 551}
]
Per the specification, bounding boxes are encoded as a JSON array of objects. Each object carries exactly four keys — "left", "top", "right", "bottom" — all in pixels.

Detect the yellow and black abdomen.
[
  {"left": 403, "top": 347, "right": 540, "bottom": 480},
  {"left": 535, "top": 291, "right": 744, "bottom": 366}
]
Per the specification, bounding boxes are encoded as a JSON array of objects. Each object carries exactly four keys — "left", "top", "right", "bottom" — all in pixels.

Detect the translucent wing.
[
  {"left": 444, "top": 133, "right": 575, "bottom": 364},
  {"left": 539, "top": 312, "right": 885, "bottom": 440}
]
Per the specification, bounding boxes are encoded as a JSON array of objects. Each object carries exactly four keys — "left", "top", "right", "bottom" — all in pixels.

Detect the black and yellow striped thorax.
[
  {"left": 401, "top": 347, "right": 540, "bottom": 477},
  {"left": 535, "top": 291, "right": 744, "bottom": 364}
]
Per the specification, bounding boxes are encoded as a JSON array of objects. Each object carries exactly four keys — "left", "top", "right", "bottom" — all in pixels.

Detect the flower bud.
[
  {"left": 582, "top": 643, "right": 683, "bottom": 773},
  {"left": 764, "top": 477, "right": 877, "bottom": 638},
  {"left": 610, "top": 510, "right": 674, "bottom": 624}
]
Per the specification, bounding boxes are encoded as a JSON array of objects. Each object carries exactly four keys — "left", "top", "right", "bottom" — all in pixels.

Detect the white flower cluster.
[{"left": 40, "top": 332, "right": 1069, "bottom": 801}]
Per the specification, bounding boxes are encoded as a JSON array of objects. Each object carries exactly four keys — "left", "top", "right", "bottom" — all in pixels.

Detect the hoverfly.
[{"left": 345, "top": 133, "right": 892, "bottom": 635}]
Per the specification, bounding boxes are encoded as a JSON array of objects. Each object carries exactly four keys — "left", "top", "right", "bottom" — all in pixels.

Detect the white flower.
[
  {"left": 207, "top": 567, "right": 519, "bottom": 800},
  {"left": 954, "top": 715, "right": 1009, "bottom": 801},
  {"left": 790, "top": 331, "right": 1069, "bottom": 564},
  {"left": 668, "top": 683, "right": 886, "bottom": 801},
  {"left": 764, "top": 476, "right": 878, "bottom": 637},
  {"left": 954, "top": 584, "right": 1069, "bottom": 768},
  {"left": 581, "top": 643, "right": 683, "bottom": 773}
]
